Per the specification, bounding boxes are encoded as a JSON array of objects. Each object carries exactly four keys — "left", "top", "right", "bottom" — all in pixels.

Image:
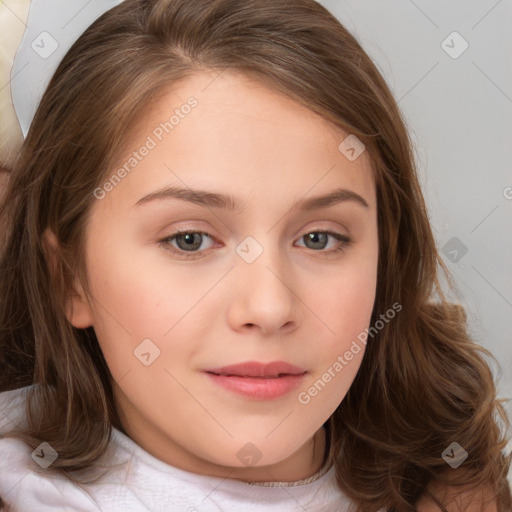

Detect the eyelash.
[{"left": 158, "top": 229, "right": 353, "bottom": 260}]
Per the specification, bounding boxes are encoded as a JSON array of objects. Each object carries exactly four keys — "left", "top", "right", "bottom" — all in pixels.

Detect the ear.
[{"left": 42, "top": 228, "right": 94, "bottom": 329}]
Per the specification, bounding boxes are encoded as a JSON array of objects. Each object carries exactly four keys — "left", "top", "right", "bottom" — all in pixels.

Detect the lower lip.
[{"left": 204, "top": 372, "right": 306, "bottom": 400}]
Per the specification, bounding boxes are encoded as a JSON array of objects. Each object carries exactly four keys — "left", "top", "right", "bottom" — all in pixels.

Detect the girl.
[{"left": 0, "top": 0, "right": 510, "bottom": 510}]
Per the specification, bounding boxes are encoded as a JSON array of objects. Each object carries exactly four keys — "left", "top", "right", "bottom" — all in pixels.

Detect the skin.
[{"left": 59, "top": 70, "right": 379, "bottom": 483}]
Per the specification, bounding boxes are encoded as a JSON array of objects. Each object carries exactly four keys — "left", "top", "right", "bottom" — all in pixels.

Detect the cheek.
[
  {"left": 295, "top": 248, "right": 377, "bottom": 411},
  {"left": 83, "top": 244, "right": 165, "bottom": 370},
  {"left": 84, "top": 242, "right": 214, "bottom": 376},
  {"left": 314, "top": 252, "right": 377, "bottom": 348},
  {"left": 316, "top": 273, "right": 375, "bottom": 369}
]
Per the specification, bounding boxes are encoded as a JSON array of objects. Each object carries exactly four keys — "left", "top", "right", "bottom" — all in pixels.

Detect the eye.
[
  {"left": 159, "top": 230, "right": 216, "bottom": 259},
  {"left": 158, "top": 229, "right": 352, "bottom": 260},
  {"left": 295, "top": 231, "right": 352, "bottom": 255}
]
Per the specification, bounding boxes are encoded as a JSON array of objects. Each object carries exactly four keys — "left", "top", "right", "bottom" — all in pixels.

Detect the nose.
[{"left": 226, "top": 240, "right": 299, "bottom": 336}]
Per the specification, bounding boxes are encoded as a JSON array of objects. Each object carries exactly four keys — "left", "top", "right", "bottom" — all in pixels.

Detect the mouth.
[
  {"left": 203, "top": 360, "right": 307, "bottom": 378},
  {"left": 207, "top": 373, "right": 300, "bottom": 378},
  {"left": 202, "top": 361, "right": 307, "bottom": 400}
]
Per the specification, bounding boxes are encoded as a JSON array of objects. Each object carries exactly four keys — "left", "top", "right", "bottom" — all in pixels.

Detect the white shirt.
[{"left": 0, "top": 386, "right": 368, "bottom": 512}]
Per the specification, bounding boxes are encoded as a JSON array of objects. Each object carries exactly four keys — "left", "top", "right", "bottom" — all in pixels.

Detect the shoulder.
[
  {"left": 0, "top": 436, "right": 103, "bottom": 512},
  {"left": 416, "top": 470, "right": 499, "bottom": 512},
  {"left": 0, "top": 388, "right": 102, "bottom": 511}
]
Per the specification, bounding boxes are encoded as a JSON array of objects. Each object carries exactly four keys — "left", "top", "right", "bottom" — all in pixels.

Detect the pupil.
[
  {"left": 306, "top": 232, "right": 327, "bottom": 249},
  {"left": 178, "top": 233, "right": 201, "bottom": 251}
]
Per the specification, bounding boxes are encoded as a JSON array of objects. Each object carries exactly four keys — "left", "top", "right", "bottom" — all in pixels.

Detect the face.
[{"left": 68, "top": 70, "right": 379, "bottom": 482}]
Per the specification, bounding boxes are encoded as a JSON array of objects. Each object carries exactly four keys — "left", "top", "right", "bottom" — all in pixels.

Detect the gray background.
[{"left": 319, "top": 0, "right": 512, "bottom": 467}]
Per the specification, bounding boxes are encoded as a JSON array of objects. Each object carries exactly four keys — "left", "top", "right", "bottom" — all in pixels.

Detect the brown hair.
[{"left": 0, "top": 0, "right": 510, "bottom": 510}]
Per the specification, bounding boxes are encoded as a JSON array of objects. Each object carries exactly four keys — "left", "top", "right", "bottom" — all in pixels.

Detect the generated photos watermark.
[
  {"left": 93, "top": 97, "right": 198, "bottom": 200},
  {"left": 297, "top": 301, "right": 402, "bottom": 405}
]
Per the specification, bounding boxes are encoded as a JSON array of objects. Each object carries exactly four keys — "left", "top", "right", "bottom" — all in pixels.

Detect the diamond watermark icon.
[
  {"left": 236, "top": 236, "right": 264, "bottom": 264},
  {"left": 441, "top": 31, "right": 469, "bottom": 59},
  {"left": 442, "top": 442, "right": 468, "bottom": 469},
  {"left": 31, "top": 31, "right": 59, "bottom": 59},
  {"left": 236, "top": 442, "right": 263, "bottom": 466},
  {"left": 338, "top": 134, "right": 366, "bottom": 161},
  {"left": 442, "top": 237, "right": 468, "bottom": 263},
  {"left": 134, "top": 338, "right": 161, "bottom": 366},
  {"left": 31, "top": 442, "right": 58, "bottom": 469}
]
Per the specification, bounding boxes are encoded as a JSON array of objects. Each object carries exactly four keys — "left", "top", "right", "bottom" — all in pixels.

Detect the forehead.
[{"left": 100, "top": 70, "right": 376, "bottom": 213}]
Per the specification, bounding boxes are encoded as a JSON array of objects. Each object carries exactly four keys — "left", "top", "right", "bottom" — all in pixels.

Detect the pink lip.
[{"left": 202, "top": 361, "right": 307, "bottom": 400}]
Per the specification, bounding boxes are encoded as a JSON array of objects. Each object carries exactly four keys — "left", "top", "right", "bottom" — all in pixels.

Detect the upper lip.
[{"left": 203, "top": 361, "right": 307, "bottom": 378}]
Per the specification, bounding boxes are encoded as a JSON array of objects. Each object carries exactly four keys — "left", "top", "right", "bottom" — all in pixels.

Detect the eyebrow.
[{"left": 134, "top": 185, "right": 369, "bottom": 212}]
